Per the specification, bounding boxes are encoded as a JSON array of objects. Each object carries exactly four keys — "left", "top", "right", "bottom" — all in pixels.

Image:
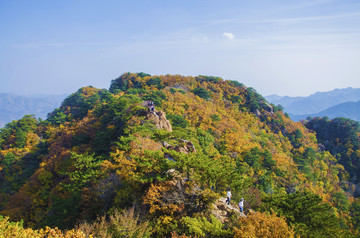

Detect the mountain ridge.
[
  {"left": 290, "top": 100, "right": 360, "bottom": 122},
  {"left": 265, "top": 87, "right": 360, "bottom": 121}
]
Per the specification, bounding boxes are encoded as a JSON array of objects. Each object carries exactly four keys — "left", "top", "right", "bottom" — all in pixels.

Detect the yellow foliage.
[
  {"left": 143, "top": 182, "right": 173, "bottom": 214},
  {"left": 80, "top": 86, "right": 99, "bottom": 98},
  {"left": 76, "top": 208, "right": 152, "bottom": 238},
  {"left": 129, "top": 136, "right": 162, "bottom": 156},
  {"left": 108, "top": 149, "right": 137, "bottom": 180},
  {"left": 0, "top": 216, "right": 89, "bottom": 238},
  {"left": 233, "top": 211, "right": 296, "bottom": 238},
  {"left": 160, "top": 215, "right": 173, "bottom": 225}
]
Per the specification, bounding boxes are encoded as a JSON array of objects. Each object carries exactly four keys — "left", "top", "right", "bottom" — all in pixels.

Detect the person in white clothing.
[
  {"left": 239, "top": 198, "right": 244, "bottom": 213},
  {"left": 226, "top": 189, "right": 232, "bottom": 205}
]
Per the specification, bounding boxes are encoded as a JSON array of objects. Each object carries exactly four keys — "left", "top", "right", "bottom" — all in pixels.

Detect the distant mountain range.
[
  {"left": 0, "top": 93, "right": 67, "bottom": 127},
  {"left": 290, "top": 101, "right": 360, "bottom": 122},
  {"left": 265, "top": 87, "right": 360, "bottom": 121}
]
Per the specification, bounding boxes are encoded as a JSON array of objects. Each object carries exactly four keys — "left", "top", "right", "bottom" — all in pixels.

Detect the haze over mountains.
[
  {"left": 265, "top": 87, "right": 360, "bottom": 122},
  {"left": 0, "top": 93, "right": 67, "bottom": 127}
]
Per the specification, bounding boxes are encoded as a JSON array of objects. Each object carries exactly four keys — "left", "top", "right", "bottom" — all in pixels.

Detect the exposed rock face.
[
  {"left": 211, "top": 197, "right": 246, "bottom": 223},
  {"left": 163, "top": 141, "right": 173, "bottom": 149},
  {"left": 177, "top": 140, "right": 196, "bottom": 154},
  {"left": 150, "top": 170, "right": 207, "bottom": 216},
  {"left": 165, "top": 169, "right": 179, "bottom": 177},
  {"left": 254, "top": 101, "right": 274, "bottom": 117},
  {"left": 146, "top": 110, "right": 172, "bottom": 132},
  {"left": 264, "top": 102, "right": 274, "bottom": 114},
  {"left": 163, "top": 140, "right": 196, "bottom": 154}
]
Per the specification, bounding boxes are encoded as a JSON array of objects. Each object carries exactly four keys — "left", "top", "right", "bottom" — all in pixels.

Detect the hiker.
[
  {"left": 147, "top": 101, "right": 154, "bottom": 108},
  {"left": 150, "top": 105, "right": 155, "bottom": 112},
  {"left": 226, "top": 189, "right": 232, "bottom": 205},
  {"left": 238, "top": 198, "right": 244, "bottom": 213}
]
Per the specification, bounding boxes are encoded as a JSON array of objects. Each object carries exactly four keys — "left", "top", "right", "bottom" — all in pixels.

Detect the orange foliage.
[
  {"left": 233, "top": 211, "right": 296, "bottom": 238},
  {"left": 143, "top": 182, "right": 175, "bottom": 214},
  {"left": 128, "top": 136, "right": 163, "bottom": 157},
  {"left": 0, "top": 216, "right": 89, "bottom": 237}
]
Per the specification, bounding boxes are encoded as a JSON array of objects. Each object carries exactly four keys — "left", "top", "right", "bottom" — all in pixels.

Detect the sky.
[{"left": 1, "top": 0, "right": 360, "bottom": 97}]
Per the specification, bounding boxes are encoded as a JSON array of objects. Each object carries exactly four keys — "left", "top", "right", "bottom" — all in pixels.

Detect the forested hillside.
[
  {"left": 0, "top": 73, "right": 359, "bottom": 237},
  {"left": 304, "top": 117, "right": 360, "bottom": 186}
]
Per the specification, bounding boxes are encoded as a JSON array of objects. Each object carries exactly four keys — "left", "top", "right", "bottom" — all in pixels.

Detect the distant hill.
[
  {"left": 266, "top": 87, "right": 360, "bottom": 121},
  {"left": 0, "top": 93, "right": 67, "bottom": 127},
  {"left": 265, "top": 94, "right": 303, "bottom": 109},
  {"left": 291, "top": 100, "right": 360, "bottom": 121}
]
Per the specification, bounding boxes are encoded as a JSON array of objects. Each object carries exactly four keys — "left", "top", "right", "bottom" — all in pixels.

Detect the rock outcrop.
[
  {"left": 255, "top": 101, "right": 274, "bottom": 117},
  {"left": 176, "top": 140, "right": 196, "bottom": 154},
  {"left": 211, "top": 197, "right": 246, "bottom": 223},
  {"left": 263, "top": 102, "right": 274, "bottom": 114},
  {"left": 148, "top": 169, "right": 207, "bottom": 216},
  {"left": 146, "top": 110, "right": 172, "bottom": 132},
  {"left": 163, "top": 140, "right": 196, "bottom": 154}
]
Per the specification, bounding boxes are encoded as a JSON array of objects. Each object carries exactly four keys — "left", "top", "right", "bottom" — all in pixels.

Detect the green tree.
[
  {"left": 46, "top": 152, "right": 103, "bottom": 228},
  {"left": 182, "top": 215, "right": 232, "bottom": 238},
  {"left": 350, "top": 199, "right": 360, "bottom": 234},
  {"left": 0, "top": 115, "right": 38, "bottom": 149},
  {"left": 261, "top": 191, "right": 351, "bottom": 237},
  {"left": 305, "top": 117, "right": 360, "bottom": 183},
  {"left": 167, "top": 114, "right": 188, "bottom": 128},
  {"left": 192, "top": 87, "right": 210, "bottom": 100},
  {"left": 146, "top": 77, "right": 164, "bottom": 89},
  {"left": 142, "top": 90, "right": 167, "bottom": 106}
]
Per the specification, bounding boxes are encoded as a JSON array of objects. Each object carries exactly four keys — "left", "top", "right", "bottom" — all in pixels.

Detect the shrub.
[
  {"left": 197, "top": 75, "right": 223, "bottom": 83},
  {"left": 77, "top": 208, "right": 153, "bottom": 238},
  {"left": 227, "top": 80, "right": 244, "bottom": 88},
  {"left": 146, "top": 77, "right": 164, "bottom": 89},
  {"left": 0, "top": 216, "right": 88, "bottom": 238},
  {"left": 192, "top": 87, "right": 210, "bottom": 100},
  {"left": 142, "top": 91, "right": 167, "bottom": 106},
  {"left": 233, "top": 211, "right": 295, "bottom": 238},
  {"left": 261, "top": 191, "right": 350, "bottom": 237},
  {"left": 182, "top": 215, "right": 233, "bottom": 237},
  {"left": 167, "top": 114, "right": 188, "bottom": 128}
]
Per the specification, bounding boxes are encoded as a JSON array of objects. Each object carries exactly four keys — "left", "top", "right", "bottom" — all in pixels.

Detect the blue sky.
[{"left": 1, "top": 0, "right": 360, "bottom": 96}]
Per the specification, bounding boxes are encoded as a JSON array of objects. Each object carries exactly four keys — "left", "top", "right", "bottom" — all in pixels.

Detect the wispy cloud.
[
  {"left": 202, "top": 11, "right": 360, "bottom": 26},
  {"left": 257, "top": 11, "right": 360, "bottom": 24},
  {"left": 9, "top": 41, "right": 126, "bottom": 49},
  {"left": 223, "top": 32, "right": 235, "bottom": 40}
]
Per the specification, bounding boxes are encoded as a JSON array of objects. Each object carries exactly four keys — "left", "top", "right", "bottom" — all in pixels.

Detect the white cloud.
[{"left": 223, "top": 32, "right": 235, "bottom": 40}]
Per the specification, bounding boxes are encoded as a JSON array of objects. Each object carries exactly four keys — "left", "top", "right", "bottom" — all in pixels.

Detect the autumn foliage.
[
  {"left": 233, "top": 211, "right": 295, "bottom": 238},
  {"left": 0, "top": 72, "right": 358, "bottom": 237}
]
